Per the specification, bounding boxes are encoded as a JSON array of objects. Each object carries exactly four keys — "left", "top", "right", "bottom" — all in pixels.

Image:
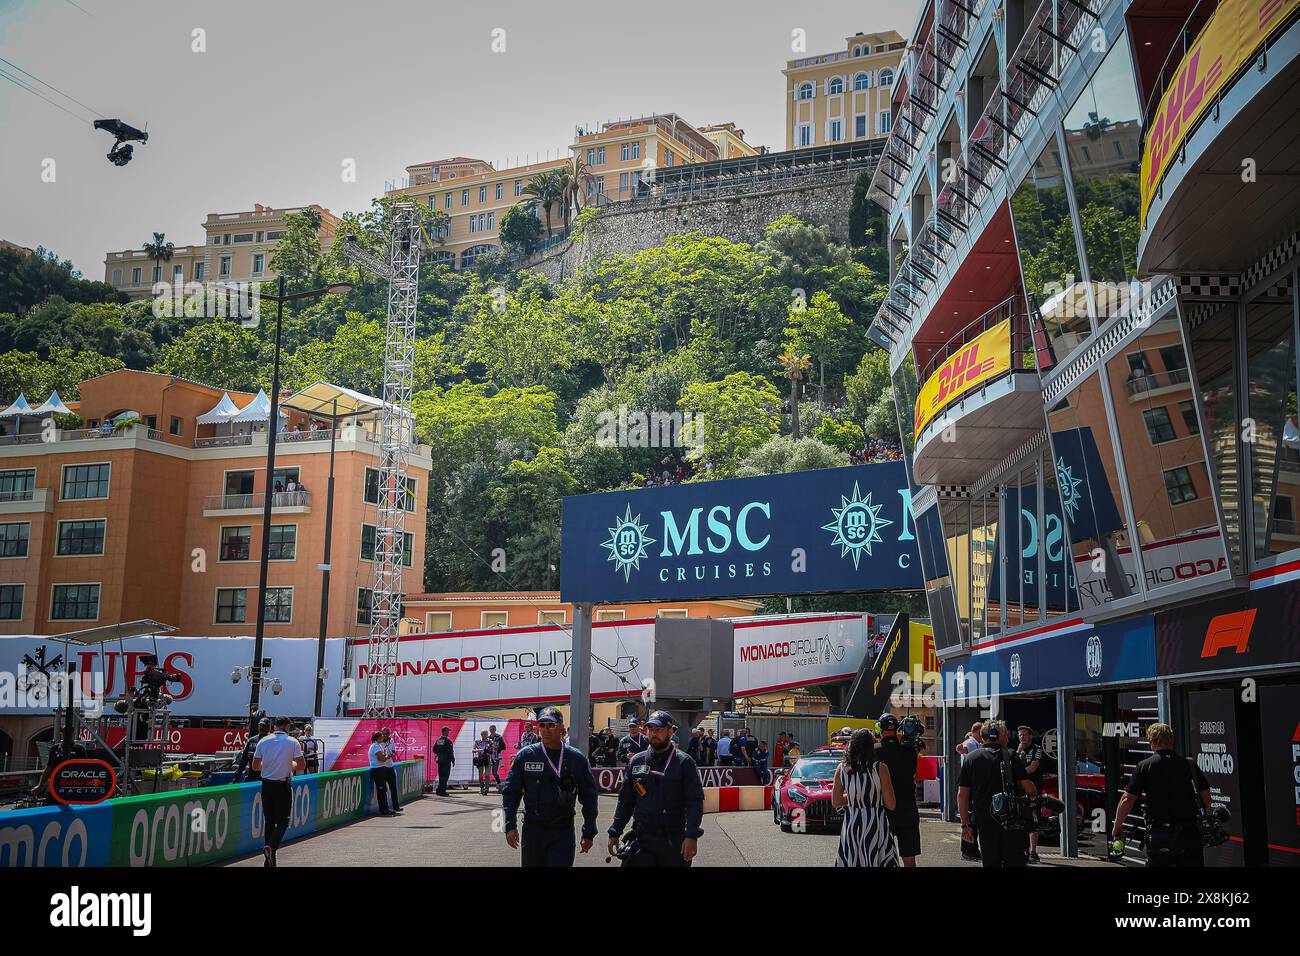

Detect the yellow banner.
[
  {"left": 913, "top": 319, "right": 1011, "bottom": 440},
  {"left": 908, "top": 620, "right": 940, "bottom": 686},
  {"left": 1141, "top": 0, "right": 1300, "bottom": 224}
]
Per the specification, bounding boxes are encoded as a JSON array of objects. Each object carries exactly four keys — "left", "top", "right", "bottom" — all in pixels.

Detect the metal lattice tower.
[{"left": 341, "top": 203, "right": 421, "bottom": 718}]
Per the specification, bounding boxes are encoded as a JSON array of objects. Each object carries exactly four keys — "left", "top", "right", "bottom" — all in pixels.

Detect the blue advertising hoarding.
[
  {"left": 560, "top": 463, "right": 924, "bottom": 603},
  {"left": 940, "top": 615, "right": 1156, "bottom": 700},
  {"left": 986, "top": 484, "right": 1079, "bottom": 612}
]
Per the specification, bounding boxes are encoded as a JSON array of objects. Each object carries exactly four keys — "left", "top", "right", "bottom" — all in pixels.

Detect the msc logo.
[
  {"left": 1200, "top": 609, "right": 1255, "bottom": 659},
  {"left": 1085, "top": 635, "right": 1103, "bottom": 678},
  {"left": 1056, "top": 457, "right": 1083, "bottom": 521},
  {"left": 822, "top": 482, "right": 893, "bottom": 570},
  {"left": 601, "top": 505, "right": 655, "bottom": 581}
]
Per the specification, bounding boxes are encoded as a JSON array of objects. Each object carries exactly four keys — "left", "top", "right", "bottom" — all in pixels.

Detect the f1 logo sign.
[{"left": 1200, "top": 609, "right": 1256, "bottom": 659}]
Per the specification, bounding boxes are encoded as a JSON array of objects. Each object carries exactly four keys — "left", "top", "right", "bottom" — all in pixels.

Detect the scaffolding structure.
[{"left": 341, "top": 203, "right": 421, "bottom": 717}]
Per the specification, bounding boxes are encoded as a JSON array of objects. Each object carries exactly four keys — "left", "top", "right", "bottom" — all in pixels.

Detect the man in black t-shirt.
[
  {"left": 957, "top": 720, "right": 1038, "bottom": 867},
  {"left": 876, "top": 714, "right": 921, "bottom": 866},
  {"left": 1016, "top": 726, "right": 1045, "bottom": 864},
  {"left": 1112, "top": 722, "right": 1211, "bottom": 867}
]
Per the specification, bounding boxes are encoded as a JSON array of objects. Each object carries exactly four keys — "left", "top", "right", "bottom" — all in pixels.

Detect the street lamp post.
[
  {"left": 314, "top": 397, "right": 339, "bottom": 717},
  {"left": 246, "top": 276, "right": 351, "bottom": 734}
]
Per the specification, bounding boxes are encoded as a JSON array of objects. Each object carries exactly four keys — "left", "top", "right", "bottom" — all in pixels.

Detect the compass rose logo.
[
  {"left": 822, "top": 482, "right": 893, "bottom": 569},
  {"left": 601, "top": 504, "right": 656, "bottom": 581},
  {"left": 1056, "top": 456, "right": 1083, "bottom": 521}
]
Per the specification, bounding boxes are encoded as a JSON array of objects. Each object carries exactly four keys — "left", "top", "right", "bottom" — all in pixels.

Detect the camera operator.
[
  {"left": 876, "top": 714, "right": 921, "bottom": 866},
  {"left": 607, "top": 711, "right": 704, "bottom": 866},
  {"left": 235, "top": 718, "right": 272, "bottom": 783},
  {"left": 957, "top": 720, "right": 1038, "bottom": 867},
  {"left": 1111, "top": 722, "right": 1212, "bottom": 867},
  {"left": 1016, "top": 726, "right": 1045, "bottom": 864}
]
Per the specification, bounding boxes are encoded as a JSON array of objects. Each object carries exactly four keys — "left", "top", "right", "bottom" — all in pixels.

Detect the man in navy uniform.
[
  {"left": 431, "top": 726, "right": 455, "bottom": 796},
  {"left": 501, "top": 706, "right": 599, "bottom": 867},
  {"left": 607, "top": 711, "right": 705, "bottom": 867},
  {"left": 617, "top": 717, "right": 649, "bottom": 765}
]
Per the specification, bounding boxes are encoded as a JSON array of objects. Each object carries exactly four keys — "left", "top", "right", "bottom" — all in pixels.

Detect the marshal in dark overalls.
[{"left": 501, "top": 706, "right": 600, "bottom": 867}]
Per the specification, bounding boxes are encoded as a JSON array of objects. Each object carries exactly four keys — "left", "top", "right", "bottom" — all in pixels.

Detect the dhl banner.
[
  {"left": 1140, "top": 0, "right": 1300, "bottom": 224},
  {"left": 913, "top": 319, "right": 1011, "bottom": 440}
]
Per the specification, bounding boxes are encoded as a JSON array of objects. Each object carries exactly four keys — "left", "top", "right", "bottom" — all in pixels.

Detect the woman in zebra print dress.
[{"left": 831, "top": 728, "right": 899, "bottom": 867}]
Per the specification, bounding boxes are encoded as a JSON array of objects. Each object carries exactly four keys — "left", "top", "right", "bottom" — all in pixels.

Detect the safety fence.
[{"left": 0, "top": 760, "right": 423, "bottom": 867}]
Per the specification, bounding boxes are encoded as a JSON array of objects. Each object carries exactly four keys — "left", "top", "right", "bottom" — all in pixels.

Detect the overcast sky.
[{"left": 0, "top": 0, "right": 917, "bottom": 277}]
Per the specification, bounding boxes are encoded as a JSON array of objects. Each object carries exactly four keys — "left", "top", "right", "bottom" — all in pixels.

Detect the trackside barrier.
[
  {"left": 0, "top": 760, "right": 423, "bottom": 867},
  {"left": 702, "top": 786, "right": 773, "bottom": 813}
]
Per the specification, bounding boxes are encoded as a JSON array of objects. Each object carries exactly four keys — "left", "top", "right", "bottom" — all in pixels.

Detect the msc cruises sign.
[{"left": 561, "top": 463, "right": 923, "bottom": 603}]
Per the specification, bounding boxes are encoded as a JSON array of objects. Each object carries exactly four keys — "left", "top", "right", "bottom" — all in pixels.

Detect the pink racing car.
[{"left": 772, "top": 752, "right": 844, "bottom": 832}]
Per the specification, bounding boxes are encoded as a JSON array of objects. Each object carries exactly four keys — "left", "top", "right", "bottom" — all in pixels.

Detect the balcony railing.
[
  {"left": 871, "top": 0, "right": 1104, "bottom": 348},
  {"left": 1124, "top": 367, "right": 1191, "bottom": 397},
  {"left": 916, "top": 295, "right": 1038, "bottom": 390},
  {"left": 0, "top": 425, "right": 168, "bottom": 446},
  {"left": 0, "top": 488, "right": 35, "bottom": 503},
  {"left": 203, "top": 491, "right": 311, "bottom": 511}
]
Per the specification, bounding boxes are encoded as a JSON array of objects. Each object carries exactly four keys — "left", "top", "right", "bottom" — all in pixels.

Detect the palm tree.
[
  {"left": 778, "top": 348, "right": 813, "bottom": 440},
  {"left": 143, "top": 231, "right": 174, "bottom": 287},
  {"left": 566, "top": 155, "right": 593, "bottom": 222},
  {"left": 522, "top": 170, "right": 565, "bottom": 237}
]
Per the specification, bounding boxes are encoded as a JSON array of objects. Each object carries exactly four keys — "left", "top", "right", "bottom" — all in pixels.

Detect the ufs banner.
[
  {"left": 347, "top": 620, "right": 654, "bottom": 713},
  {"left": 914, "top": 319, "right": 1012, "bottom": 439},
  {"left": 1141, "top": 0, "right": 1300, "bottom": 224},
  {"left": 560, "top": 463, "right": 923, "bottom": 603}
]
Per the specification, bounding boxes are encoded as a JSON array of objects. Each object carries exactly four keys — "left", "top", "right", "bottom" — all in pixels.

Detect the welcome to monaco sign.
[{"left": 560, "top": 464, "right": 923, "bottom": 603}]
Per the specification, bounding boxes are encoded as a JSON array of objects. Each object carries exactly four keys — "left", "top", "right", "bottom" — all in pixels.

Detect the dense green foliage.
[{"left": 2, "top": 213, "right": 907, "bottom": 597}]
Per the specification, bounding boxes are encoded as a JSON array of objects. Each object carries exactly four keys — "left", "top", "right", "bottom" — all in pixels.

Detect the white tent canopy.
[
  {"left": 231, "top": 388, "right": 288, "bottom": 424},
  {"left": 196, "top": 391, "right": 241, "bottom": 424},
  {"left": 282, "top": 381, "right": 386, "bottom": 419},
  {"left": 1, "top": 393, "right": 38, "bottom": 417},
  {"left": 32, "top": 390, "right": 72, "bottom": 416}
]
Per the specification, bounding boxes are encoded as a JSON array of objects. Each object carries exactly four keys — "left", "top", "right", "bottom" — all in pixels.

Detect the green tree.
[
  {"left": 142, "top": 232, "right": 174, "bottom": 288},
  {"left": 734, "top": 434, "right": 849, "bottom": 477},
  {"left": 0, "top": 347, "right": 123, "bottom": 403},
  {"left": 498, "top": 205, "right": 544, "bottom": 257},
  {"left": 678, "top": 371, "right": 781, "bottom": 477},
  {"left": 457, "top": 274, "right": 581, "bottom": 390},
  {"left": 267, "top": 211, "right": 325, "bottom": 291},
  {"left": 0, "top": 246, "right": 124, "bottom": 316},
  {"left": 812, "top": 417, "right": 864, "bottom": 454},
  {"left": 522, "top": 170, "right": 566, "bottom": 236},
  {"left": 777, "top": 347, "right": 811, "bottom": 440},
  {"left": 785, "top": 290, "right": 852, "bottom": 402},
  {"left": 149, "top": 320, "right": 261, "bottom": 389}
]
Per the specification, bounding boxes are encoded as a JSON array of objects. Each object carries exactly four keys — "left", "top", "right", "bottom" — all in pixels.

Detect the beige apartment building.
[
  {"left": 784, "top": 30, "right": 906, "bottom": 150},
  {"left": 103, "top": 203, "right": 339, "bottom": 299},
  {"left": 388, "top": 113, "right": 755, "bottom": 267}
]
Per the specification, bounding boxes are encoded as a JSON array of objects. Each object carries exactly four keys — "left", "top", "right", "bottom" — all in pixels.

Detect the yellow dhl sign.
[
  {"left": 913, "top": 319, "right": 1011, "bottom": 440},
  {"left": 1140, "top": 0, "right": 1300, "bottom": 224}
]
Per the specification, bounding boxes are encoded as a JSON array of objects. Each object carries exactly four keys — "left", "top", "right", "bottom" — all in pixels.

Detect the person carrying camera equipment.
[
  {"left": 1016, "top": 726, "right": 1045, "bottom": 864},
  {"left": 501, "top": 706, "right": 599, "bottom": 867},
  {"left": 235, "top": 717, "right": 272, "bottom": 783},
  {"left": 617, "top": 718, "right": 649, "bottom": 765},
  {"left": 252, "top": 716, "right": 305, "bottom": 867},
  {"left": 957, "top": 720, "right": 1039, "bottom": 867},
  {"left": 1111, "top": 722, "right": 1215, "bottom": 867},
  {"left": 607, "top": 711, "right": 704, "bottom": 867},
  {"left": 432, "top": 726, "right": 455, "bottom": 795},
  {"left": 876, "top": 714, "right": 921, "bottom": 866}
]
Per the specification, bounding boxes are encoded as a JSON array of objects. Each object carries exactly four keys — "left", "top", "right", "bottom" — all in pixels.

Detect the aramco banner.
[
  {"left": 913, "top": 319, "right": 1012, "bottom": 440},
  {"left": 560, "top": 463, "right": 923, "bottom": 603},
  {"left": 732, "top": 613, "right": 870, "bottom": 697},
  {"left": 1141, "top": 0, "right": 1300, "bottom": 224},
  {"left": 346, "top": 620, "right": 655, "bottom": 713}
]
